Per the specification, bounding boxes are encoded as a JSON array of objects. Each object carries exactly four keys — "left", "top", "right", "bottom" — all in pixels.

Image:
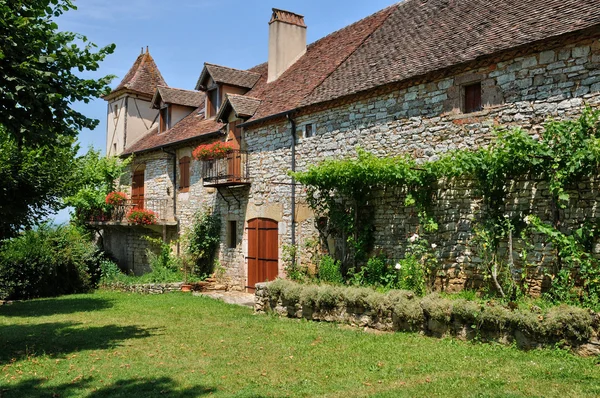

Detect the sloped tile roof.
[
  {"left": 244, "top": 4, "right": 396, "bottom": 122},
  {"left": 217, "top": 94, "right": 262, "bottom": 120},
  {"left": 303, "top": 0, "right": 600, "bottom": 106},
  {"left": 154, "top": 86, "right": 205, "bottom": 108},
  {"left": 197, "top": 63, "right": 261, "bottom": 89},
  {"left": 109, "top": 50, "right": 167, "bottom": 98},
  {"left": 122, "top": 110, "right": 223, "bottom": 155},
  {"left": 126, "top": 0, "right": 600, "bottom": 151}
]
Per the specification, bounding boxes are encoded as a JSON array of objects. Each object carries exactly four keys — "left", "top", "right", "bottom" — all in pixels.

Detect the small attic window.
[
  {"left": 159, "top": 107, "right": 171, "bottom": 133},
  {"left": 303, "top": 123, "right": 315, "bottom": 139},
  {"left": 206, "top": 88, "right": 219, "bottom": 118},
  {"left": 113, "top": 104, "right": 118, "bottom": 115},
  {"left": 464, "top": 82, "right": 482, "bottom": 113}
]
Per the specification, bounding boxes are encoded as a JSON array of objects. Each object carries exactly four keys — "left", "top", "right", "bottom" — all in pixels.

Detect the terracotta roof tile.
[
  {"left": 154, "top": 86, "right": 204, "bottom": 108},
  {"left": 109, "top": 50, "right": 166, "bottom": 98},
  {"left": 304, "top": 0, "right": 600, "bottom": 106},
  {"left": 122, "top": 110, "right": 223, "bottom": 155},
  {"left": 245, "top": 5, "right": 396, "bottom": 122},
  {"left": 217, "top": 94, "right": 262, "bottom": 120},
  {"left": 197, "top": 63, "right": 261, "bottom": 90},
  {"left": 270, "top": 9, "right": 306, "bottom": 28}
]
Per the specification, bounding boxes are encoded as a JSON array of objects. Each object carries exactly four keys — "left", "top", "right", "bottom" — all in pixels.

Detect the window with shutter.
[
  {"left": 179, "top": 156, "right": 190, "bottom": 192},
  {"left": 464, "top": 82, "right": 482, "bottom": 113}
]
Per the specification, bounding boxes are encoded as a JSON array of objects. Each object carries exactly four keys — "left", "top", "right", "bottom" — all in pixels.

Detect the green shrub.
[
  {"left": 184, "top": 208, "right": 221, "bottom": 277},
  {"left": 99, "top": 259, "right": 124, "bottom": 285},
  {"left": 317, "top": 255, "right": 343, "bottom": 284},
  {"left": 0, "top": 224, "right": 100, "bottom": 300}
]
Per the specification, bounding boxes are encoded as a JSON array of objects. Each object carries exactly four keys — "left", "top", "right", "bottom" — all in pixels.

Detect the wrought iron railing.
[
  {"left": 201, "top": 150, "right": 250, "bottom": 186},
  {"left": 87, "top": 198, "right": 174, "bottom": 224}
]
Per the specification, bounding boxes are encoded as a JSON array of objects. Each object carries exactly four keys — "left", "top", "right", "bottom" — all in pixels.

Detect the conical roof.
[{"left": 105, "top": 48, "right": 167, "bottom": 99}]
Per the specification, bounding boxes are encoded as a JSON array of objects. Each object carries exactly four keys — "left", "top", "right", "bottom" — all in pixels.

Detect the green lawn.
[{"left": 1, "top": 291, "right": 599, "bottom": 397}]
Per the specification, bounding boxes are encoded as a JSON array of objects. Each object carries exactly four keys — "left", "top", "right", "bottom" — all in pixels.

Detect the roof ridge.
[
  {"left": 300, "top": 3, "right": 398, "bottom": 102},
  {"left": 226, "top": 93, "right": 261, "bottom": 100},
  {"left": 158, "top": 85, "right": 199, "bottom": 93},
  {"left": 205, "top": 62, "right": 261, "bottom": 76}
]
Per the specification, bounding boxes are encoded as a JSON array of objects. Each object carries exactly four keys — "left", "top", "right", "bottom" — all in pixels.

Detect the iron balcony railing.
[
  {"left": 201, "top": 150, "right": 250, "bottom": 187},
  {"left": 88, "top": 198, "right": 174, "bottom": 224}
]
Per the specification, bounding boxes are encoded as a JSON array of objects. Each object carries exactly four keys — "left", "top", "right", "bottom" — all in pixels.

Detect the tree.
[
  {"left": 65, "top": 148, "right": 131, "bottom": 226},
  {"left": 0, "top": 0, "right": 115, "bottom": 240}
]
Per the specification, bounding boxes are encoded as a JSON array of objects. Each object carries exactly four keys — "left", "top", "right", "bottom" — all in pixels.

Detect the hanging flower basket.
[
  {"left": 105, "top": 191, "right": 128, "bottom": 206},
  {"left": 192, "top": 141, "right": 234, "bottom": 161},
  {"left": 126, "top": 208, "right": 157, "bottom": 225}
]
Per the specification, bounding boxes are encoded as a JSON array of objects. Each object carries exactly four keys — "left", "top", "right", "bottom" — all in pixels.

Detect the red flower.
[
  {"left": 126, "top": 208, "right": 157, "bottom": 225},
  {"left": 105, "top": 191, "right": 128, "bottom": 206},
  {"left": 192, "top": 141, "right": 234, "bottom": 160}
]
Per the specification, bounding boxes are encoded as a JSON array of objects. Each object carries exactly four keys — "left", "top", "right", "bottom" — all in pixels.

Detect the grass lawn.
[{"left": 1, "top": 291, "right": 599, "bottom": 397}]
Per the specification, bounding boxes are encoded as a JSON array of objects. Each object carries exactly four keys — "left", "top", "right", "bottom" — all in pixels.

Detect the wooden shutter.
[
  {"left": 132, "top": 170, "right": 145, "bottom": 209},
  {"left": 464, "top": 82, "right": 482, "bottom": 113},
  {"left": 179, "top": 156, "right": 190, "bottom": 192}
]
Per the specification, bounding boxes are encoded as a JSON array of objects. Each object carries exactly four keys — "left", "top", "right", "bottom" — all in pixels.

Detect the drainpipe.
[
  {"left": 287, "top": 114, "right": 297, "bottom": 267},
  {"left": 162, "top": 148, "right": 179, "bottom": 251}
]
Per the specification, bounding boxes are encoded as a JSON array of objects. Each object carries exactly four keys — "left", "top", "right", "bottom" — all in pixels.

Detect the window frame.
[
  {"left": 178, "top": 156, "right": 191, "bottom": 193},
  {"left": 463, "top": 82, "right": 483, "bottom": 114},
  {"left": 301, "top": 122, "right": 316, "bottom": 139},
  {"left": 227, "top": 220, "right": 237, "bottom": 248}
]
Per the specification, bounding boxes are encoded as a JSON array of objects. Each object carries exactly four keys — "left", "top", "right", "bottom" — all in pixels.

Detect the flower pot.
[{"left": 181, "top": 284, "right": 192, "bottom": 292}]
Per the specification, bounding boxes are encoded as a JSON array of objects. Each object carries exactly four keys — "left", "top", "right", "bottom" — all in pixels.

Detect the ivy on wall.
[{"left": 294, "top": 107, "right": 600, "bottom": 305}]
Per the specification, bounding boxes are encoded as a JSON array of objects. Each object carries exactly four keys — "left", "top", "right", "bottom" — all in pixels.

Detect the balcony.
[
  {"left": 202, "top": 150, "right": 250, "bottom": 187},
  {"left": 86, "top": 198, "right": 176, "bottom": 226}
]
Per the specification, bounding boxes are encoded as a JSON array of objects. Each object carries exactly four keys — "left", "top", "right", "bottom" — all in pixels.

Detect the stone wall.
[
  {"left": 242, "top": 34, "right": 600, "bottom": 292},
  {"left": 102, "top": 282, "right": 183, "bottom": 294},
  {"left": 102, "top": 224, "right": 178, "bottom": 275},
  {"left": 255, "top": 281, "right": 600, "bottom": 356},
  {"left": 108, "top": 34, "right": 600, "bottom": 291}
]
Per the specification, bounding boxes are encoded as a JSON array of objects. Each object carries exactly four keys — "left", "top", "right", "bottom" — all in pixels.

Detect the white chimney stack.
[{"left": 268, "top": 8, "right": 307, "bottom": 83}]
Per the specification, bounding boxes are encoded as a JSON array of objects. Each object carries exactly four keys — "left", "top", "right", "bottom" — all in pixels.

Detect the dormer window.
[
  {"left": 206, "top": 88, "right": 220, "bottom": 118},
  {"left": 159, "top": 106, "right": 171, "bottom": 133}
]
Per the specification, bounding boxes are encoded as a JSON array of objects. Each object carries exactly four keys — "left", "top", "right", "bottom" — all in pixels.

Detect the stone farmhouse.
[{"left": 97, "top": 0, "right": 600, "bottom": 292}]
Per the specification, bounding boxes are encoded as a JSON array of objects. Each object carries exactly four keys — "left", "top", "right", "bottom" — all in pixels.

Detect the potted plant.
[
  {"left": 192, "top": 141, "right": 234, "bottom": 161},
  {"left": 181, "top": 256, "right": 193, "bottom": 292},
  {"left": 105, "top": 191, "right": 129, "bottom": 220},
  {"left": 126, "top": 208, "right": 158, "bottom": 225}
]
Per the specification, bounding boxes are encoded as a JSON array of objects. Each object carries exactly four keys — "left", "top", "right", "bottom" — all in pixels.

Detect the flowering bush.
[
  {"left": 126, "top": 208, "right": 157, "bottom": 225},
  {"left": 192, "top": 141, "right": 234, "bottom": 160},
  {"left": 105, "top": 191, "right": 128, "bottom": 206}
]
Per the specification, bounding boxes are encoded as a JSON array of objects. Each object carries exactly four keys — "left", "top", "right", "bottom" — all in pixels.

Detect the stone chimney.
[{"left": 268, "top": 8, "right": 307, "bottom": 83}]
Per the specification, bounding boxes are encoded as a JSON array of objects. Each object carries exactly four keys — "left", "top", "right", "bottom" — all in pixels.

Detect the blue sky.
[{"left": 53, "top": 0, "right": 396, "bottom": 222}]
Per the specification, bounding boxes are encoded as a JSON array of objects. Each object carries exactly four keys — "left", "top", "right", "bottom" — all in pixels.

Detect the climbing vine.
[{"left": 294, "top": 107, "right": 600, "bottom": 303}]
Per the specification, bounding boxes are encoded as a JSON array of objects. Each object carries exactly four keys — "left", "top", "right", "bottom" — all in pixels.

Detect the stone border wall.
[
  {"left": 102, "top": 282, "right": 184, "bottom": 294},
  {"left": 255, "top": 281, "right": 600, "bottom": 356}
]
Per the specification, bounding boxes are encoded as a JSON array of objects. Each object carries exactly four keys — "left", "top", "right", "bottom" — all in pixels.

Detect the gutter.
[
  {"left": 286, "top": 114, "right": 297, "bottom": 269},
  {"left": 161, "top": 147, "right": 179, "bottom": 251},
  {"left": 120, "top": 129, "right": 223, "bottom": 159}
]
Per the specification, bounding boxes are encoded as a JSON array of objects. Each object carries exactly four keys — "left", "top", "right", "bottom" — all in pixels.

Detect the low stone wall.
[
  {"left": 101, "top": 278, "right": 240, "bottom": 294},
  {"left": 102, "top": 282, "right": 184, "bottom": 294},
  {"left": 255, "top": 281, "right": 600, "bottom": 356}
]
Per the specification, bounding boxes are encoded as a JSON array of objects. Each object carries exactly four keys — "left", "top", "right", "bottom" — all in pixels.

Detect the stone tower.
[{"left": 103, "top": 47, "right": 167, "bottom": 156}]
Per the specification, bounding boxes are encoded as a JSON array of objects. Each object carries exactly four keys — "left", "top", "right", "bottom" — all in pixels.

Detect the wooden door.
[
  {"left": 246, "top": 218, "right": 279, "bottom": 291},
  {"left": 227, "top": 121, "right": 242, "bottom": 181},
  {"left": 131, "top": 170, "right": 144, "bottom": 209}
]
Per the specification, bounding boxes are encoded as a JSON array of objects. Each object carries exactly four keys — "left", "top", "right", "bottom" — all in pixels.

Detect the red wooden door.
[
  {"left": 131, "top": 170, "right": 145, "bottom": 209},
  {"left": 246, "top": 218, "right": 279, "bottom": 291}
]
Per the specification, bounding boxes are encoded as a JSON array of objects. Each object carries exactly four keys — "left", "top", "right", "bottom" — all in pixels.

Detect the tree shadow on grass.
[
  {"left": 0, "top": 322, "right": 159, "bottom": 364},
  {"left": 0, "top": 376, "right": 215, "bottom": 398},
  {"left": 0, "top": 296, "right": 113, "bottom": 317}
]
